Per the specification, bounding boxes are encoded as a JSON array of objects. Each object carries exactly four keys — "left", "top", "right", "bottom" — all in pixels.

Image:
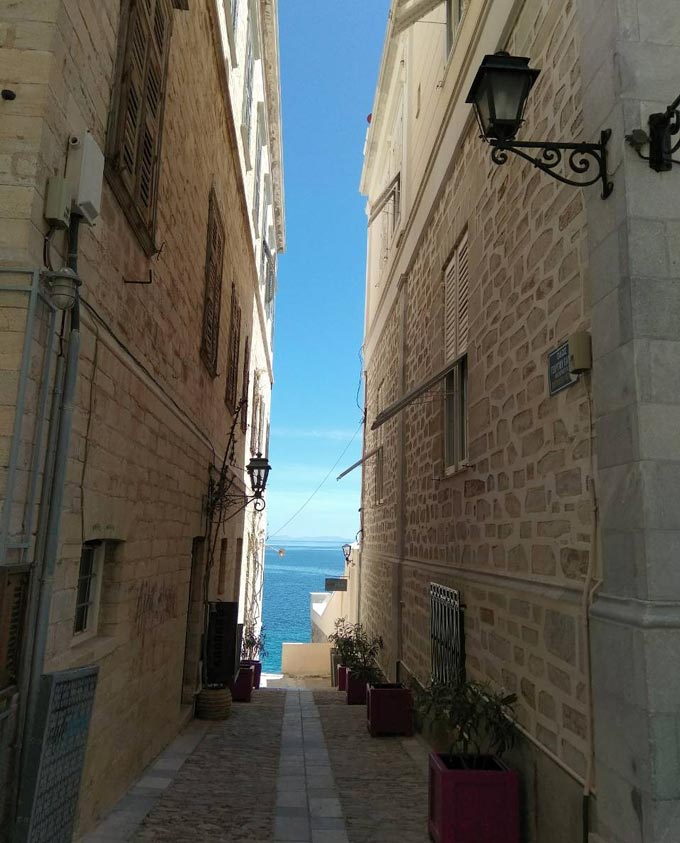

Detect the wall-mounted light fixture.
[
  {"left": 245, "top": 452, "right": 272, "bottom": 511},
  {"left": 42, "top": 267, "right": 82, "bottom": 311},
  {"left": 342, "top": 543, "right": 352, "bottom": 564},
  {"left": 212, "top": 451, "right": 272, "bottom": 520},
  {"left": 466, "top": 52, "right": 613, "bottom": 199},
  {"left": 626, "top": 92, "right": 680, "bottom": 172}
]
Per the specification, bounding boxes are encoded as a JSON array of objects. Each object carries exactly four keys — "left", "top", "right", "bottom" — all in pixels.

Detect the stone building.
[
  {"left": 0, "top": 0, "right": 283, "bottom": 838},
  {"left": 358, "top": 1, "right": 680, "bottom": 841}
]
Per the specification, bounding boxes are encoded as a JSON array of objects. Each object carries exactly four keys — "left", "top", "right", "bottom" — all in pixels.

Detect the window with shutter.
[
  {"left": 241, "top": 337, "right": 250, "bottom": 432},
  {"left": 250, "top": 375, "right": 260, "bottom": 455},
  {"left": 107, "top": 0, "right": 174, "bottom": 255},
  {"left": 225, "top": 285, "right": 242, "bottom": 411},
  {"left": 201, "top": 189, "right": 226, "bottom": 377},
  {"left": 0, "top": 569, "right": 29, "bottom": 692},
  {"left": 443, "top": 231, "right": 470, "bottom": 472},
  {"left": 242, "top": 20, "right": 255, "bottom": 152}
]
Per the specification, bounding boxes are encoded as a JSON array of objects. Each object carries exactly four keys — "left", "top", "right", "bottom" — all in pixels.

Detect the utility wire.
[{"left": 267, "top": 419, "right": 364, "bottom": 541}]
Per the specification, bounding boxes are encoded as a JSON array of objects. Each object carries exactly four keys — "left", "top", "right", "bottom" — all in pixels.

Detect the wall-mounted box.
[{"left": 65, "top": 132, "right": 104, "bottom": 225}]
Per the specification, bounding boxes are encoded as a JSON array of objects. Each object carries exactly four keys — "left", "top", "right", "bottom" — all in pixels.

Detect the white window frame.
[
  {"left": 72, "top": 541, "right": 105, "bottom": 643},
  {"left": 241, "top": 18, "right": 255, "bottom": 166},
  {"left": 444, "top": 357, "right": 468, "bottom": 473},
  {"left": 446, "top": 0, "right": 466, "bottom": 55}
]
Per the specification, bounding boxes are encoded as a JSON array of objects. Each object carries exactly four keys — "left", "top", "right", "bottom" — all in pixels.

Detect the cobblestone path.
[
  {"left": 314, "top": 691, "right": 430, "bottom": 843},
  {"left": 84, "top": 687, "right": 431, "bottom": 843},
  {"left": 135, "top": 690, "right": 286, "bottom": 842}
]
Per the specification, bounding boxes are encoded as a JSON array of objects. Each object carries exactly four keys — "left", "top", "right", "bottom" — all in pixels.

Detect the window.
[
  {"left": 241, "top": 336, "right": 250, "bottom": 432},
  {"left": 225, "top": 284, "right": 242, "bottom": 410},
  {"left": 375, "top": 381, "right": 384, "bottom": 504},
  {"left": 106, "top": 0, "right": 174, "bottom": 255},
  {"left": 446, "top": 0, "right": 467, "bottom": 54},
  {"left": 242, "top": 19, "right": 255, "bottom": 155},
  {"left": 218, "top": 538, "right": 228, "bottom": 595},
  {"left": 253, "top": 117, "right": 264, "bottom": 233},
  {"left": 261, "top": 178, "right": 271, "bottom": 253},
  {"left": 443, "top": 232, "right": 470, "bottom": 471},
  {"left": 0, "top": 569, "right": 28, "bottom": 691},
  {"left": 201, "top": 189, "right": 226, "bottom": 377},
  {"left": 73, "top": 542, "right": 105, "bottom": 636}
]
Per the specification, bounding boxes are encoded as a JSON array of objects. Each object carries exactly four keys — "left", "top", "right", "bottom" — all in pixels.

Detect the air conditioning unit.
[{"left": 205, "top": 602, "right": 241, "bottom": 684}]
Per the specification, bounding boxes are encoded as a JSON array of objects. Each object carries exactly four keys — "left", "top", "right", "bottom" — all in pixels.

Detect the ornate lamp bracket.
[{"left": 488, "top": 129, "right": 613, "bottom": 199}]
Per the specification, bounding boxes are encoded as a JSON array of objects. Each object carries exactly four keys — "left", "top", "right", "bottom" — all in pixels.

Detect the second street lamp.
[{"left": 467, "top": 52, "right": 614, "bottom": 199}]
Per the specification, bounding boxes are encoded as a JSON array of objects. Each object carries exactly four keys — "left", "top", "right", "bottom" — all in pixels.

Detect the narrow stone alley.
[{"left": 82, "top": 688, "right": 430, "bottom": 843}]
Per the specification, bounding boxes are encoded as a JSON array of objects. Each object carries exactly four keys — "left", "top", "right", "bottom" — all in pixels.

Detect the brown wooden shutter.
[
  {"left": 200, "top": 189, "right": 225, "bottom": 376},
  {"left": 0, "top": 570, "right": 29, "bottom": 691},
  {"left": 110, "top": 0, "right": 173, "bottom": 246},
  {"left": 241, "top": 337, "right": 250, "bottom": 432},
  {"left": 225, "top": 286, "right": 242, "bottom": 410}
]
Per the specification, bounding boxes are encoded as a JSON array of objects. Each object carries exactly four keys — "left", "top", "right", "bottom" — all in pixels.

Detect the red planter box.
[
  {"left": 240, "top": 659, "right": 262, "bottom": 689},
  {"left": 428, "top": 752, "right": 520, "bottom": 843},
  {"left": 346, "top": 671, "right": 368, "bottom": 705},
  {"left": 367, "top": 683, "right": 413, "bottom": 736},
  {"left": 230, "top": 665, "right": 254, "bottom": 703},
  {"left": 338, "top": 665, "right": 349, "bottom": 692}
]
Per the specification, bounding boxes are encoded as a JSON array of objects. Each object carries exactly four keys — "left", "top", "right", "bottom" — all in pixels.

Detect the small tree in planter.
[
  {"left": 328, "top": 618, "right": 358, "bottom": 691},
  {"left": 241, "top": 623, "right": 268, "bottom": 689},
  {"left": 345, "top": 627, "right": 383, "bottom": 705},
  {"left": 415, "top": 679, "right": 519, "bottom": 843}
]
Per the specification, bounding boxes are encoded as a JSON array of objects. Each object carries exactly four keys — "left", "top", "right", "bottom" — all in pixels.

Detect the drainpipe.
[
  {"left": 394, "top": 273, "right": 408, "bottom": 680},
  {"left": 14, "top": 216, "right": 82, "bottom": 833}
]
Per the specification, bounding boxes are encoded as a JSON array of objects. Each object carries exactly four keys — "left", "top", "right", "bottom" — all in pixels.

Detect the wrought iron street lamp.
[
  {"left": 467, "top": 52, "right": 613, "bottom": 199},
  {"left": 246, "top": 452, "right": 271, "bottom": 510}
]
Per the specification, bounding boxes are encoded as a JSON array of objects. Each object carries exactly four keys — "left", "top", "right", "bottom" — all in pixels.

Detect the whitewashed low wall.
[{"left": 281, "top": 642, "right": 331, "bottom": 676}]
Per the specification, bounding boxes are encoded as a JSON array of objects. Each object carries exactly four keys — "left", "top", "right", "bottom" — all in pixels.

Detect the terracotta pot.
[
  {"left": 346, "top": 671, "right": 368, "bottom": 705},
  {"left": 230, "top": 665, "right": 255, "bottom": 702},
  {"left": 240, "top": 659, "right": 262, "bottom": 689},
  {"left": 428, "top": 752, "right": 520, "bottom": 843},
  {"left": 366, "top": 683, "right": 413, "bottom": 736},
  {"left": 195, "top": 686, "right": 232, "bottom": 720}
]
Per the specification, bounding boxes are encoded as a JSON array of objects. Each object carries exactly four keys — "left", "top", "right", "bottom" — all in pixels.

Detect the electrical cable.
[
  {"left": 355, "top": 346, "right": 364, "bottom": 414},
  {"left": 267, "top": 419, "right": 364, "bottom": 540}
]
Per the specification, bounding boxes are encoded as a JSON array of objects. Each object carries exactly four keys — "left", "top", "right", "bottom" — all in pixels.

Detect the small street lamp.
[
  {"left": 342, "top": 543, "right": 352, "bottom": 564},
  {"left": 43, "top": 267, "right": 81, "bottom": 311},
  {"left": 246, "top": 452, "right": 271, "bottom": 507},
  {"left": 467, "top": 52, "right": 613, "bottom": 199}
]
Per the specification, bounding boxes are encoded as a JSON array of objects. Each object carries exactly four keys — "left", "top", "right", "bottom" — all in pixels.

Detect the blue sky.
[{"left": 265, "top": 1, "right": 391, "bottom": 540}]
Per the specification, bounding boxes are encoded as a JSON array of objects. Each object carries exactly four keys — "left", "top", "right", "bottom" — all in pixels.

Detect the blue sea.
[{"left": 261, "top": 540, "right": 348, "bottom": 673}]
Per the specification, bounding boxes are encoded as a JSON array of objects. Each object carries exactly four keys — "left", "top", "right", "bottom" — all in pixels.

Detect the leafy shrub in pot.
[{"left": 414, "top": 679, "right": 519, "bottom": 843}]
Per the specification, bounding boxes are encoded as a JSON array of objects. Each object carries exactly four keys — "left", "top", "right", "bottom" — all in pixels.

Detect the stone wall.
[
  {"left": 0, "top": 0, "right": 272, "bottom": 834},
  {"left": 361, "top": 0, "right": 596, "bottom": 801}
]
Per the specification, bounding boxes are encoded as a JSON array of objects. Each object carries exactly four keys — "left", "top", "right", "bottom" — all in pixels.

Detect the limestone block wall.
[
  {"left": 0, "top": 0, "right": 273, "bottom": 834},
  {"left": 361, "top": 0, "right": 596, "bottom": 787}
]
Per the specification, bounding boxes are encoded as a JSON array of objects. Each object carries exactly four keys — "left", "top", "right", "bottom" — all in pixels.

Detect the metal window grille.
[
  {"left": 430, "top": 583, "right": 465, "bottom": 685},
  {"left": 0, "top": 568, "right": 29, "bottom": 691},
  {"left": 73, "top": 544, "right": 100, "bottom": 634},
  {"left": 200, "top": 188, "right": 226, "bottom": 377}
]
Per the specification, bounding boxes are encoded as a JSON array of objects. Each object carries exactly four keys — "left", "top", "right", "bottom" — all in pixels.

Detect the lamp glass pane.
[
  {"left": 475, "top": 77, "right": 492, "bottom": 136},
  {"left": 489, "top": 70, "right": 527, "bottom": 124}
]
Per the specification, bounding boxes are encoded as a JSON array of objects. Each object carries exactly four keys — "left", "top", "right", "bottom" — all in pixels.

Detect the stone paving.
[
  {"left": 314, "top": 691, "right": 430, "bottom": 843},
  {"left": 82, "top": 685, "right": 431, "bottom": 843}
]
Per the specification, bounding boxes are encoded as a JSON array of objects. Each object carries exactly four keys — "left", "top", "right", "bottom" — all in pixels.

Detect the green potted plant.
[
  {"left": 415, "top": 678, "right": 519, "bottom": 843},
  {"left": 328, "top": 618, "right": 357, "bottom": 691},
  {"left": 241, "top": 622, "right": 267, "bottom": 689},
  {"left": 345, "top": 626, "right": 383, "bottom": 705}
]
